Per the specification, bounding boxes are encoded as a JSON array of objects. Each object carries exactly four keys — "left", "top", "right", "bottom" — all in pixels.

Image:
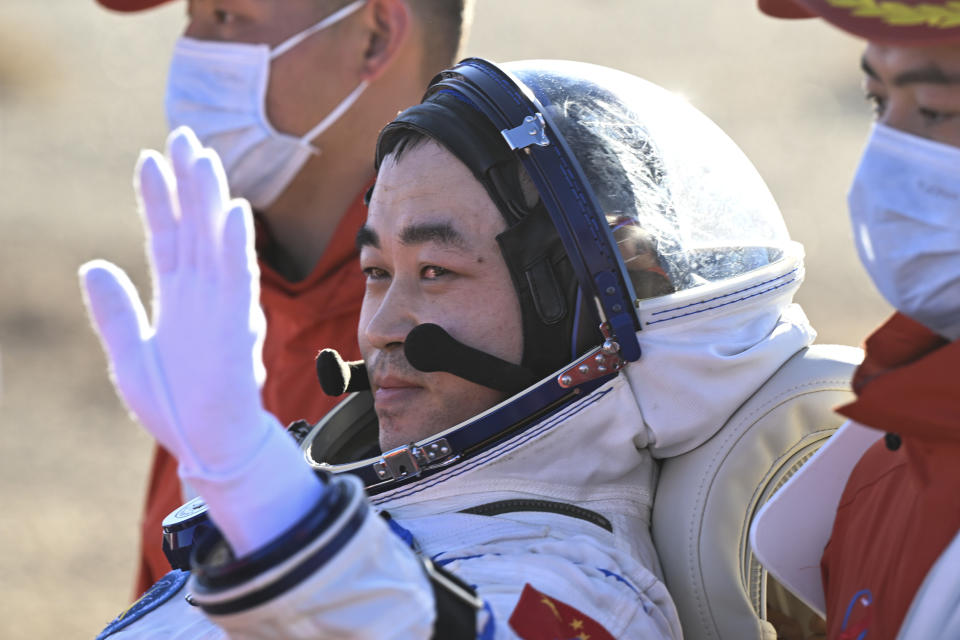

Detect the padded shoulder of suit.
[{"left": 651, "top": 343, "right": 863, "bottom": 640}]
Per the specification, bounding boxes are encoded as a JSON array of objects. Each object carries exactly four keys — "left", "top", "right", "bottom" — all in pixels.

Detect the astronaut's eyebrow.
[
  {"left": 356, "top": 225, "right": 379, "bottom": 250},
  {"left": 399, "top": 221, "right": 466, "bottom": 249},
  {"left": 861, "top": 55, "right": 960, "bottom": 86}
]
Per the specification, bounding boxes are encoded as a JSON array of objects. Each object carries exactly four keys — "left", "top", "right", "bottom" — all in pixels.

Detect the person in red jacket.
[
  {"left": 93, "top": 0, "right": 474, "bottom": 596},
  {"left": 753, "top": 2, "right": 960, "bottom": 638}
]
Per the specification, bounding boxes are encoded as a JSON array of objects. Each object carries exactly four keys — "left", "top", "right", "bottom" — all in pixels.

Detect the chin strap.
[{"left": 315, "top": 324, "right": 537, "bottom": 397}]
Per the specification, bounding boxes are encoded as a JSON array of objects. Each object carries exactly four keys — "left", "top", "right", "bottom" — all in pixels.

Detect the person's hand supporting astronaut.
[{"left": 80, "top": 128, "right": 323, "bottom": 556}]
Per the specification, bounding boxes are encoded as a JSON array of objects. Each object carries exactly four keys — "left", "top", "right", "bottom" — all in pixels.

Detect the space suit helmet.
[{"left": 307, "top": 58, "right": 798, "bottom": 493}]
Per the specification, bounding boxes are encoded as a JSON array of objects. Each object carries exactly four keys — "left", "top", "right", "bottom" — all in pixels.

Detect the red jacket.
[
  {"left": 132, "top": 192, "right": 367, "bottom": 596},
  {"left": 822, "top": 313, "right": 960, "bottom": 640}
]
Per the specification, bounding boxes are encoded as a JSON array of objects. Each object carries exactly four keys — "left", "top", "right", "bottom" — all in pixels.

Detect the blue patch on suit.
[
  {"left": 380, "top": 511, "right": 417, "bottom": 549},
  {"left": 96, "top": 570, "right": 190, "bottom": 639}
]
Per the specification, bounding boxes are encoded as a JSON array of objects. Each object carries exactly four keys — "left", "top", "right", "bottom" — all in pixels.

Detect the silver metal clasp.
[
  {"left": 372, "top": 438, "right": 454, "bottom": 481},
  {"left": 501, "top": 113, "right": 550, "bottom": 151},
  {"left": 374, "top": 447, "right": 420, "bottom": 481},
  {"left": 557, "top": 323, "right": 624, "bottom": 388}
]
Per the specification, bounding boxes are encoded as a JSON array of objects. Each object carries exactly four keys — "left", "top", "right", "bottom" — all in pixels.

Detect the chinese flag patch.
[{"left": 508, "top": 583, "right": 615, "bottom": 640}]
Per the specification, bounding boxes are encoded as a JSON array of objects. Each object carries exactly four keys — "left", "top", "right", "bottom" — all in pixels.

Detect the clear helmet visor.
[{"left": 506, "top": 60, "right": 791, "bottom": 302}]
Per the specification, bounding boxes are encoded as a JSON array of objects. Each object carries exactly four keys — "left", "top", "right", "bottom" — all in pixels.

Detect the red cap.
[
  {"left": 760, "top": 0, "right": 960, "bottom": 45},
  {"left": 96, "top": 0, "right": 175, "bottom": 12}
]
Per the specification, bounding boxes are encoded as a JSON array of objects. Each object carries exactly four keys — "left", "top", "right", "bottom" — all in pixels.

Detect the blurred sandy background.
[{"left": 0, "top": 1, "right": 888, "bottom": 637}]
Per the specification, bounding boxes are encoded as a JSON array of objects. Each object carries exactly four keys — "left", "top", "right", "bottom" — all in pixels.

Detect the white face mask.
[
  {"left": 165, "top": 0, "right": 368, "bottom": 210},
  {"left": 848, "top": 122, "right": 960, "bottom": 341}
]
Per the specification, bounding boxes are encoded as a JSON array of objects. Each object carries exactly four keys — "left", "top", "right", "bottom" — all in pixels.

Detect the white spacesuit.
[{"left": 89, "top": 59, "right": 815, "bottom": 639}]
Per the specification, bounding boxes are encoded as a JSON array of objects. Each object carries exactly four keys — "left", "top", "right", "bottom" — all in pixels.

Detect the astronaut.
[{"left": 85, "top": 58, "right": 816, "bottom": 638}]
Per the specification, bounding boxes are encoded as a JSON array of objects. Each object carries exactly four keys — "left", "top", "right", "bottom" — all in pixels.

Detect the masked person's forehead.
[{"left": 862, "top": 44, "right": 960, "bottom": 86}]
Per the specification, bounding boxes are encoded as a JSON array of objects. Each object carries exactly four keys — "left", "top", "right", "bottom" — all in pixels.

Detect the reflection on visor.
[
  {"left": 608, "top": 215, "right": 675, "bottom": 300},
  {"left": 608, "top": 214, "right": 785, "bottom": 302}
]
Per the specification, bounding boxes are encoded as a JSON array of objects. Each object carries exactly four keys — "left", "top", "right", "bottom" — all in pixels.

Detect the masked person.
[
  {"left": 84, "top": 58, "right": 817, "bottom": 638},
  {"left": 94, "top": 0, "right": 473, "bottom": 596},
  {"left": 750, "top": 2, "right": 960, "bottom": 639}
]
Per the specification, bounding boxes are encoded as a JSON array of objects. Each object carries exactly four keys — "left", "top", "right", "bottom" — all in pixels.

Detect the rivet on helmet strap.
[
  {"left": 601, "top": 340, "right": 620, "bottom": 356},
  {"left": 501, "top": 113, "right": 550, "bottom": 151}
]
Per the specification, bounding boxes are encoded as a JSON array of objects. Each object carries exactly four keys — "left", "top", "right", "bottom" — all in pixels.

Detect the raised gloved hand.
[{"left": 80, "top": 127, "right": 322, "bottom": 555}]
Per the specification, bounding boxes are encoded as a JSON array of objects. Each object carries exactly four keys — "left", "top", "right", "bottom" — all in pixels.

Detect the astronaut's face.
[{"left": 359, "top": 140, "right": 524, "bottom": 451}]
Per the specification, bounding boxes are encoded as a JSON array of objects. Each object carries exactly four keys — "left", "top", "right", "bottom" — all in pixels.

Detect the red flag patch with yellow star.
[{"left": 508, "top": 583, "right": 615, "bottom": 640}]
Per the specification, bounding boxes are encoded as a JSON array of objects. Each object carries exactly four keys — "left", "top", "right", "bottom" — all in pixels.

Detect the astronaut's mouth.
[{"left": 372, "top": 377, "right": 424, "bottom": 407}]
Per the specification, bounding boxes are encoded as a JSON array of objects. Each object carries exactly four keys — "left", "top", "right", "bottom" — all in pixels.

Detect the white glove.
[{"left": 81, "top": 127, "right": 323, "bottom": 555}]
